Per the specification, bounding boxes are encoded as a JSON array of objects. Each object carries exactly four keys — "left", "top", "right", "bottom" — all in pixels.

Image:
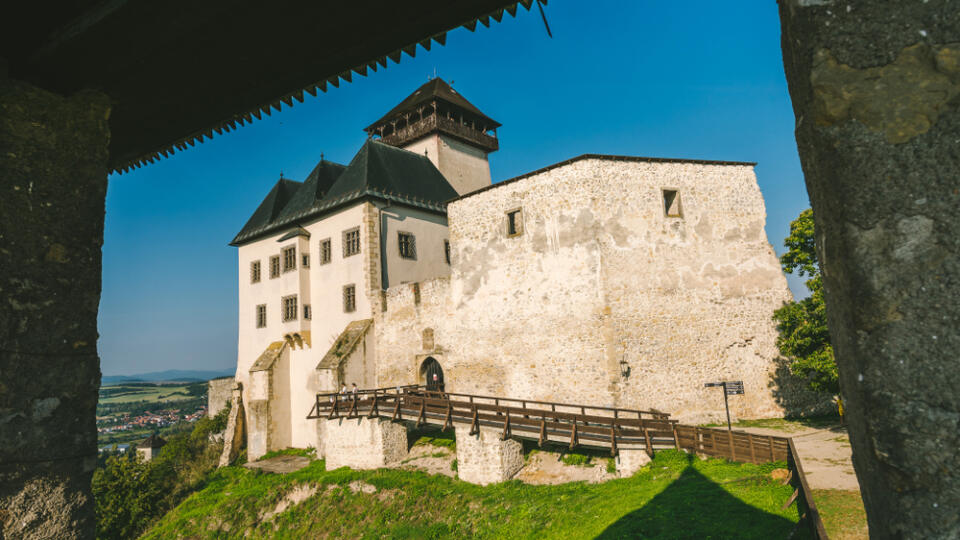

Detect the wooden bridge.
[{"left": 306, "top": 385, "right": 789, "bottom": 463}]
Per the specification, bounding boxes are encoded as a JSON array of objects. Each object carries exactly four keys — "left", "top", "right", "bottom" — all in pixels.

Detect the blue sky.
[{"left": 99, "top": 0, "right": 810, "bottom": 376}]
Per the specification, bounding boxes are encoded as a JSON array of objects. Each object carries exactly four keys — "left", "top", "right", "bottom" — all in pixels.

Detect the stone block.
[
  {"left": 324, "top": 418, "right": 408, "bottom": 470},
  {"left": 454, "top": 425, "right": 524, "bottom": 485},
  {"left": 616, "top": 448, "right": 652, "bottom": 477}
]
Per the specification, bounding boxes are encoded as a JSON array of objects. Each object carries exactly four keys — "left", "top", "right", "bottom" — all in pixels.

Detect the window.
[
  {"left": 320, "top": 238, "right": 332, "bottom": 264},
  {"left": 269, "top": 255, "right": 281, "bottom": 278},
  {"left": 282, "top": 245, "right": 296, "bottom": 272},
  {"left": 303, "top": 304, "right": 311, "bottom": 320},
  {"left": 250, "top": 260, "right": 261, "bottom": 283},
  {"left": 343, "top": 227, "right": 360, "bottom": 257},
  {"left": 398, "top": 231, "right": 416, "bottom": 260},
  {"left": 256, "top": 304, "right": 267, "bottom": 328},
  {"left": 506, "top": 208, "right": 523, "bottom": 237},
  {"left": 343, "top": 284, "right": 356, "bottom": 313},
  {"left": 663, "top": 189, "right": 682, "bottom": 217},
  {"left": 444, "top": 240, "right": 451, "bottom": 265},
  {"left": 302, "top": 254, "right": 310, "bottom": 268},
  {"left": 282, "top": 295, "right": 298, "bottom": 322}
]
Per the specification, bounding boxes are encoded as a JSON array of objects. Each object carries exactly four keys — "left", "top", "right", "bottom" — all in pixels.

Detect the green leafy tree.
[{"left": 773, "top": 209, "right": 838, "bottom": 396}]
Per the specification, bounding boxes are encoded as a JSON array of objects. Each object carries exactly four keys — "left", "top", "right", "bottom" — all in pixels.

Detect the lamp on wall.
[{"left": 619, "top": 356, "right": 630, "bottom": 378}]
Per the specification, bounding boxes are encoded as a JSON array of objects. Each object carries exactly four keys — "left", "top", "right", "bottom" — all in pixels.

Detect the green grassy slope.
[{"left": 142, "top": 451, "right": 802, "bottom": 539}]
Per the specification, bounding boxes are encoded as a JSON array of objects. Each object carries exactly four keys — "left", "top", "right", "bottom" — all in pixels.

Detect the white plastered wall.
[
  {"left": 402, "top": 134, "right": 492, "bottom": 196},
  {"left": 380, "top": 205, "right": 451, "bottom": 289}
]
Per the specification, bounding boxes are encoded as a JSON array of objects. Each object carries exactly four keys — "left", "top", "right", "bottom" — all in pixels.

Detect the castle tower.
[{"left": 364, "top": 78, "right": 499, "bottom": 196}]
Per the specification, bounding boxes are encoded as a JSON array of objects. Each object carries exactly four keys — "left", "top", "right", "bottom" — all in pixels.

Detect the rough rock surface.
[
  {"left": 0, "top": 76, "right": 110, "bottom": 539},
  {"left": 779, "top": 1, "right": 960, "bottom": 537}
]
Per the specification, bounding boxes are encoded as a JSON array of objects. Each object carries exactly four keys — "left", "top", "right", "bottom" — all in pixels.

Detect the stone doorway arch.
[{"left": 420, "top": 356, "right": 445, "bottom": 392}]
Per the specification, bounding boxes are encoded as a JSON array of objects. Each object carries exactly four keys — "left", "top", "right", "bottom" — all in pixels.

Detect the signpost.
[{"left": 704, "top": 380, "right": 744, "bottom": 432}]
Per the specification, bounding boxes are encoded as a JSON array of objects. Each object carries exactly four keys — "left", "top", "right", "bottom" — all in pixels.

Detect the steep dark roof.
[
  {"left": 326, "top": 140, "right": 459, "bottom": 203},
  {"left": 274, "top": 160, "right": 346, "bottom": 223},
  {"left": 365, "top": 78, "right": 500, "bottom": 131},
  {"left": 231, "top": 141, "right": 456, "bottom": 246},
  {"left": 233, "top": 178, "right": 303, "bottom": 241}
]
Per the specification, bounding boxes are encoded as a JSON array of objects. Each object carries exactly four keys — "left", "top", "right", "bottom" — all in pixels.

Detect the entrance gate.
[{"left": 421, "top": 357, "right": 444, "bottom": 392}]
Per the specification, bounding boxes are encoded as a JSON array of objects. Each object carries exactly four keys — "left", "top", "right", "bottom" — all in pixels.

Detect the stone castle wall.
[
  {"left": 375, "top": 158, "right": 823, "bottom": 423},
  {"left": 207, "top": 376, "right": 235, "bottom": 418}
]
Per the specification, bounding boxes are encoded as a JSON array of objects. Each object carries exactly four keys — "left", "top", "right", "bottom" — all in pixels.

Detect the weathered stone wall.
[
  {"left": 376, "top": 158, "right": 819, "bottom": 423},
  {"left": 323, "top": 417, "right": 408, "bottom": 470},
  {"left": 453, "top": 426, "right": 523, "bottom": 485},
  {"left": 0, "top": 77, "right": 111, "bottom": 539},
  {"left": 207, "top": 376, "right": 235, "bottom": 418}
]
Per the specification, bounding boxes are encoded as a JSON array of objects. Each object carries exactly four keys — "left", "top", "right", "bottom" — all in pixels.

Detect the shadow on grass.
[{"left": 595, "top": 455, "right": 797, "bottom": 540}]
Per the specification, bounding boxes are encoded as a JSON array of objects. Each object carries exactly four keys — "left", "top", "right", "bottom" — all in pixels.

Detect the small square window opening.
[
  {"left": 663, "top": 189, "right": 683, "bottom": 218},
  {"left": 269, "top": 255, "right": 281, "bottom": 278},
  {"left": 343, "top": 228, "right": 361, "bottom": 257},
  {"left": 506, "top": 209, "right": 523, "bottom": 237},
  {"left": 302, "top": 254, "right": 310, "bottom": 268},
  {"left": 282, "top": 245, "right": 296, "bottom": 272}
]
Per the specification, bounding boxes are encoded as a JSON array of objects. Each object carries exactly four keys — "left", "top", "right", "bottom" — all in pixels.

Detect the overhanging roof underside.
[{"left": 2, "top": 0, "right": 543, "bottom": 174}]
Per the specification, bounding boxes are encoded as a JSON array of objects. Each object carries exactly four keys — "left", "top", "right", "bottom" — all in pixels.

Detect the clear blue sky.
[{"left": 99, "top": 0, "right": 810, "bottom": 376}]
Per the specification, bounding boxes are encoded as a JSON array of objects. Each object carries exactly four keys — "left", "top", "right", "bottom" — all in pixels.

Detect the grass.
[
  {"left": 411, "top": 428, "right": 457, "bottom": 451},
  {"left": 813, "top": 489, "right": 868, "bottom": 539},
  {"left": 141, "top": 450, "right": 801, "bottom": 539},
  {"left": 700, "top": 415, "right": 842, "bottom": 433},
  {"left": 560, "top": 452, "right": 593, "bottom": 467},
  {"left": 258, "top": 448, "right": 315, "bottom": 461}
]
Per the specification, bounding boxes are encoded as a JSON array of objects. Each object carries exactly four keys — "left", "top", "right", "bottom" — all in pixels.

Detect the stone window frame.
[
  {"left": 303, "top": 304, "right": 312, "bottom": 320},
  {"left": 343, "top": 227, "right": 361, "bottom": 258},
  {"left": 343, "top": 284, "right": 356, "bottom": 313},
  {"left": 281, "top": 244, "right": 297, "bottom": 272},
  {"left": 269, "top": 255, "right": 281, "bottom": 278},
  {"left": 398, "top": 231, "right": 417, "bottom": 260},
  {"left": 250, "top": 260, "right": 261, "bottom": 283},
  {"left": 444, "top": 239, "right": 451, "bottom": 265},
  {"left": 320, "top": 238, "right": 332, "bottom": 264},
  {"left": 255, "top": 304, "right": 267, "bottom": 328},
  {"left": 662, "top": 188, "right": 683, "bottom": 218},
  {"left": 505, "top": 207, "right": 523, "bottom": 237},
  {"left": 281, "top": 294, "right": 298, "bottom": 322},
  {"left": 301, "top": 253, "right": 310, "bottom": 268}
]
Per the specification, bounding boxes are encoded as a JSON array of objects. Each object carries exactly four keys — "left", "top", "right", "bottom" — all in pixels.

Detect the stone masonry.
[
  {"left": 375, "top": 157, "right": 826, "bottom": 424},
  {"left": 207, "top": 376, "right": 235, "bottom": 418},
  {"left": 323, "top": 417, "right": 408, "bottom": 470},
  {"left": 454, "top": 425, "right": 524, "bottom": 485}
]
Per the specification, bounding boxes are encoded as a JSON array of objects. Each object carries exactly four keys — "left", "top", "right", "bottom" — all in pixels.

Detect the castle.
[{"left": 230, "top": 78, "right": 795, "bottom": 460}]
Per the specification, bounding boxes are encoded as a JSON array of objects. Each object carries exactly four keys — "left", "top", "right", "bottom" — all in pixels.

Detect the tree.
[{"left": 773, "top": 209, "right": 838, "bottom": 396}]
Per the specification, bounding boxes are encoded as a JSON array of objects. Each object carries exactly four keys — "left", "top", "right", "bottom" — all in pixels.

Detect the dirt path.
[{"left": 737, "top": 423, "right": 860, "bottom": 491}]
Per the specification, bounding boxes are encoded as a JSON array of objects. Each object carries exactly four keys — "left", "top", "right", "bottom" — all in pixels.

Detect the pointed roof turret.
[{"left": 364, "top": 78, "right": 499, "bottom": 153}]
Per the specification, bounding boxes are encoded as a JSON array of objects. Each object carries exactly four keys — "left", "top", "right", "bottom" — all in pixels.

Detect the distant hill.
[{"left": 102, "top": 369, "right": 234, "bottom": 385}]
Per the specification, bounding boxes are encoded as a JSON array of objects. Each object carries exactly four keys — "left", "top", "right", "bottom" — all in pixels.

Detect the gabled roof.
[
  {"left": 231, "top": 141, "right": 456, "bottom": 246},
  {"left": 233, "top": 178, "right": 302, "bottom": 242},
  {"left": 274, "top": 159, "right": 346, "bottom": 224},
  {"left": 326, "top": 139, "right": 459, "bottom": 203},
  {"left": 138, "top": 434, "right": 167, "bottom": 449},
  {"left": 365, "top": 78, "right": 500, "bottom": 131}
]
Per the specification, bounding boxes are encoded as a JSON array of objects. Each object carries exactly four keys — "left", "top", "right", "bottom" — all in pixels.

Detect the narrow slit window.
[
  {"left": 444, "top": 240, "right": 451, "bottom": 265},
  {"left": 398, "top": 231, "right": 417, "bottom": 260},
  {"left": 256, "top": 304, "right": 267, "bottom": 328},
  {"left": 269, "top": 255, "right": 281, "bottom": 278},
  {"left": 303, "top": 304, "right": 311, "bottom": 320},
  {"left": 282, "top": 295, "right": 298, "bottom": 322},
  {"left": 343, "top": 284, "right": 356, "bottom": 313},
  {"left": 250, "top": 260, "right": 261, "bottom": 283},
  {"left": 506, "top": 209, "right": 523, "bottom": 237},
  {"left": 320, "top": 238, "right": 332, "bottom": 264},
  {"left": 663, "top": 189, "right": 683, "bottom": 218},
  {"left": 302, "top": 254, "right": 310, "bottom": 268}
]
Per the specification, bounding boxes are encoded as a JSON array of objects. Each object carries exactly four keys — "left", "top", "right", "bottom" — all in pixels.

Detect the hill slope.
[
  {"left": 102, "top": 369, "right": 233, "bottom": 385},
  {"left": 141, "top": 451, "right": 799, "bottom": 539}
]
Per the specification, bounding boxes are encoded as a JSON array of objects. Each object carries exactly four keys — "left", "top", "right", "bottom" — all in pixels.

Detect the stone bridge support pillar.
[
  {"left": 323, "top": 418, "right": 408, "bottom": 470},
  {"left": 615, "top": 448, "right": 652, "bottom": 478},
  {"left": 0, "top": 76, "right": 111, "bottom": 539},
  {"left": 454, "top": 425, "right": 523, "bottom": 485},
  {"left": 779, "top": 1, "right": 960, "bottom": 537}
]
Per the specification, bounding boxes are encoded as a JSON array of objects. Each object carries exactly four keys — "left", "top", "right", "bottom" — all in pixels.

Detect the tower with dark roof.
[{"left": 364, "top": 78, "right": 499, "bottom": 196}]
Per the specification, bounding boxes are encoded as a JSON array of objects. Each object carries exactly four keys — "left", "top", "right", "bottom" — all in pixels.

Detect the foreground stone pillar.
[
  {"left": 779, "top": 2, "right": 960, "bottom": 537},
  {"left": 323, "top": 418, "right": 408, "bottom": 470},
  {"left": 218, "top": 384, "right": 246, "bottom": 467},
  {"left": 454, "top": 425, "right": 523, "bottom": 485},
  {"left": 0, "top": 76, "right": 111, "bottom": 539},
  {"left": 615, "top": 448, "right": 652, "bottom": 478}
]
